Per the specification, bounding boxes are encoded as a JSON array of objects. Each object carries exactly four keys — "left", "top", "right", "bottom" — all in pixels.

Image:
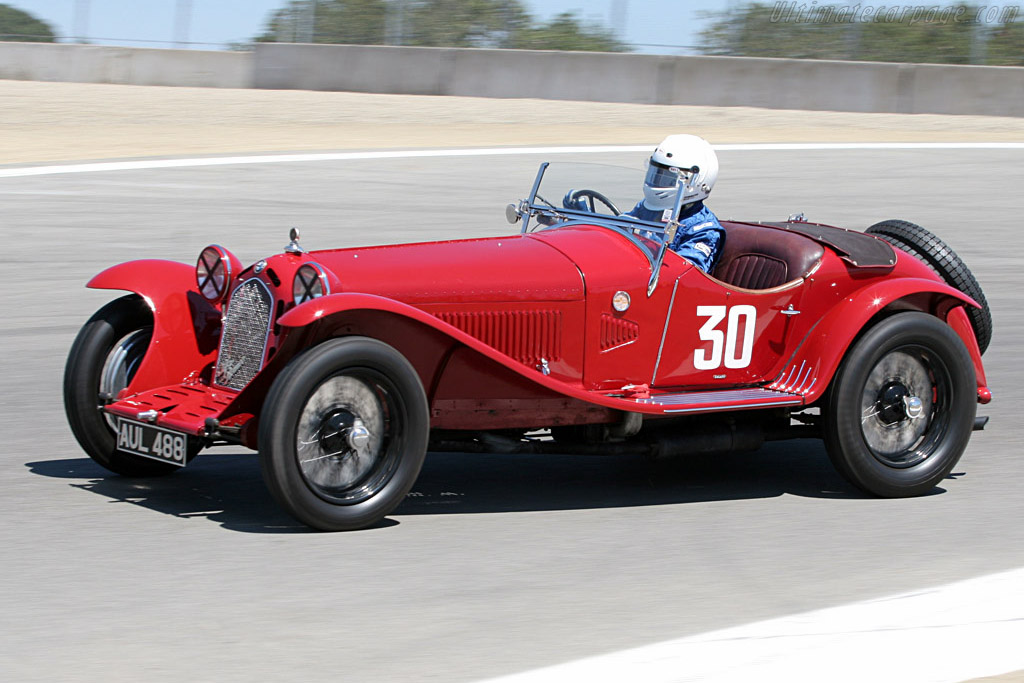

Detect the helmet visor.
[{"left": 644, "top": 161, "right": 679, "bottom": 189}]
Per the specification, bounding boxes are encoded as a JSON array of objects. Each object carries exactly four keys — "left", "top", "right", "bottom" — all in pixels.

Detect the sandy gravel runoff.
[{"left": 2, "top": 79, "right": 1024, "bottom": 165}]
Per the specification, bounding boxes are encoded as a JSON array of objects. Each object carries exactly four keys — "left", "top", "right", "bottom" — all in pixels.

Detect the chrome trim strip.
[
  {"left": 794, "top": 363, "right": 813, "bottom": 393},
  {"left": 661, "top": 398, "right": 804, "bottom": 414},
  {"left": 650, "top": 278, "right": 679, "bottom": 385},
  {"left": 781, "top": 364, "right": 797, "bottom": 390},
  {"left": 601, "top": 339, "right": 639, "bottom": 353},
  {"left": 637, "top": 387, "right": 800, "bottom": 406},
  {"left": 308, "top": 262, "right": 331, "bottom": 296},
  {"left": 789, "top": 361, "right": 806, "bottom": 391},
  {"left": 210, "top": 244, "right": 234, "bottom": 295}
]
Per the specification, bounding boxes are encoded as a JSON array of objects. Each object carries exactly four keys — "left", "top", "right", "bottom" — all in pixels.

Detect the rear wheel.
[
  {"left": 824, "top": 312, "right": 976, "bottom": 497},
  {"left": 259, "top": 337, "right": 429, "bottom": 531},
  {"left": 64, "top": 295, "right": 181, "bottom": 476},
  {"left": 867, "top": 219, "right": 991, "bottom": 354}
]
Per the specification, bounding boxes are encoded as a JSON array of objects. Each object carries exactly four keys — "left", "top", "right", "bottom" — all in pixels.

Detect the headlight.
[
  {"left": 196, "top": 245, "right": 237, "bottom": 302},
  {"left": 293, "top": 263, "right": 330, "bottom": 304}
]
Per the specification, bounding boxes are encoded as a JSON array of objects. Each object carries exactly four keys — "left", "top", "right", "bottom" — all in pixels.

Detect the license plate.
[{"left": 115, "top": 417, "right": 190, "bottom": 467}]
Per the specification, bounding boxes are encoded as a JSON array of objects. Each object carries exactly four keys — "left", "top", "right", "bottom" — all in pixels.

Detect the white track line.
[
  {"left": 479, "top": 567, "right": 1024, "bottom": 683},
  {"left": 2, "top": 143, "right": 1023, "bottom": 179}
]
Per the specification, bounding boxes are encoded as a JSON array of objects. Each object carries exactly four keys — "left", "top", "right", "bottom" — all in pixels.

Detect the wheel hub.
[
  {"left": 317, "top": 412, "right": 372, "bottom": 457},
  {"left": 860, "top": 350, "right": 935, "bottom": 465},
  {"left": 876, "top": 381, "right": 909, "bottom": 424},
  {"left": 295, "top": 374, "right": 389, "bottom": 502}
]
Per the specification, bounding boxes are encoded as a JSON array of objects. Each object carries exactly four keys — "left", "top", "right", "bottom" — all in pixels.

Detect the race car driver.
[
  {"left": 565, "top": 134, "right": 724, "bottom": 273},
  {"left": 627, "top": 134, "right": 724, "bottom": 273}
]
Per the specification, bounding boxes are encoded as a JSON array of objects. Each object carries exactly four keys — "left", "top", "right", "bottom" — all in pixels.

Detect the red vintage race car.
[{"left": 64, "top": 161, "right": 992, "bottom": 531}]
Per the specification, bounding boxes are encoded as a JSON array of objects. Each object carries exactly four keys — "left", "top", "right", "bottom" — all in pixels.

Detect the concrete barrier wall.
[
  {"left": 2, "top": 42, "right": 1021, "bottom": 116},
  {"left": 253, "top": 43, "right": 1023, "bottom": 116},
  {"left": 0, "top": 42, "right": 251, "bottom": 88}
]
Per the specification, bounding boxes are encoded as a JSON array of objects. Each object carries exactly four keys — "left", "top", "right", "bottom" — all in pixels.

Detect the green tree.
[
  {"left": 698, "top": 2, "right": 1023, "bottom": 66},
  {"left": 255, "top": 0, "right": 629, "bottom": 52},
  {"left": 255, "top": 0, "right": 388, "bottom": 45},
  {"left": 698, "top": 3, "right": 845, "bottom": 59},
  {"left": 0, "top": 3, "right": 56, "bottom": 42},
  {"left": 402, "top": 0, "right": 530, "bottom": 48},
  {"left": 987, "top": 20, "right": 1024, "bottom": 65},
  {"left": 510, "top": 11, "right": 628, "bottom": 52}
]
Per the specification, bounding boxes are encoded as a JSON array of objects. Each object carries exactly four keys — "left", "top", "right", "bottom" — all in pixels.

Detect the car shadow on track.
[
  {"left": 27, "top": 452, "right": 309, "bottom": 533},
  {"left": 24, "top": 439, "right": 913, "bottom": 533},
  {"left": 401, "top": 440, "right": 869, "bottom": 516}
]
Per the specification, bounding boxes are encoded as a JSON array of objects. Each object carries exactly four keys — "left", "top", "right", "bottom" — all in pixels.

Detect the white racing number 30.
[{"left": 694, "top": 305, "right": 757, "bottom": 370}]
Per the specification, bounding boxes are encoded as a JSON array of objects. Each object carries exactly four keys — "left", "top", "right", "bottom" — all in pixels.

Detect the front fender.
[
  {"left": 772, "top": 277, "right": 980, "bottom": 404},
  {"left": 88, "top": 260, "right": 220, "bottom": 393},
  {"left": 88, "top": 259, "right": 197, "bottom": 305}
]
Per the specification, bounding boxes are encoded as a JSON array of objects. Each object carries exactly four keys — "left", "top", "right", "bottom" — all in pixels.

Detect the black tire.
[
  {"left": 63, "top": 295, "right": 181, "bottom": 476},
  {"left": 824, "top": 312, "right": 976, "bottom": 497},
  {"left": 258, "top": 337, "right": 429, "bottom": 531},
  {"left": 866, "top": 219, "right": 992, "bottom": 354}
]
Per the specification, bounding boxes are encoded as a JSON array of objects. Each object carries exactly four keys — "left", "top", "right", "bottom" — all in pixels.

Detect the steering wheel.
[{"left": 569, "top": 189, "right": 621, "bottom": 216}]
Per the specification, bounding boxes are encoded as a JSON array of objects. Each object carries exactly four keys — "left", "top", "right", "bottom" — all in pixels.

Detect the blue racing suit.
[{"left": 625, "top": 200, "right": 725, "bottom": 273}]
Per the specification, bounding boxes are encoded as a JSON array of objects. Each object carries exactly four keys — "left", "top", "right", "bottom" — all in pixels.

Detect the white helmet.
[{"left": 642, "top": 134, "right": 719, "bottom": 211}]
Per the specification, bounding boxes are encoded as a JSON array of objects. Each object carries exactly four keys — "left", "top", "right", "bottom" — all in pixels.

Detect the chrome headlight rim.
[
  {"left": 196, "top": 244, "right": 234, "bottom": 302},
  {"left": 293, "top": 262, "right": 331, "bottom": 305}
]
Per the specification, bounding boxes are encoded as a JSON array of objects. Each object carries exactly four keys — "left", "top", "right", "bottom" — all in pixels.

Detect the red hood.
[{"left": 307, "top": 234, "right": 584, "bottom": 303}]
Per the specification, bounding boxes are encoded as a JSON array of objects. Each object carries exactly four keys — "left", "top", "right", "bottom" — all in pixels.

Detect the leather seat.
[{"left": 712, "top": 223, "right": 824, "bottom": 290}]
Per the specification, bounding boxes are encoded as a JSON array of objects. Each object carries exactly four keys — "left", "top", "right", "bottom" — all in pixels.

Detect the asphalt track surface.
[{"left": 1, "top": 147, "right": 1022, "bottom": 682}]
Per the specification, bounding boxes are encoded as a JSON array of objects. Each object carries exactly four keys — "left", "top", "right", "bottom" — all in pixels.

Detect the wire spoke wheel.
[
  {"left": 296, "top": 372, "right": 402, "bottom": 505},
  {"left": 825, "top": 312, "right": 976, "bottom": 497},
  {"left": 260, "top": 337, "right": 429, "bottom": 531},
  {"left": 859, "top": 348, "right": 945, "bottom": 468}
]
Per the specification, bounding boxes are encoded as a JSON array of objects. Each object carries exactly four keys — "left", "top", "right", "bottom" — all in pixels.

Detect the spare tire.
[{"left": 866, "top": 219, "right": 992, "bottom": 355}]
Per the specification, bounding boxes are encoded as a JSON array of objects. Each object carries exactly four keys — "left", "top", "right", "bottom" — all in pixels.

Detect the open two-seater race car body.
[{"left": 64, "top": 161, "right": 992, "bottom": 530}]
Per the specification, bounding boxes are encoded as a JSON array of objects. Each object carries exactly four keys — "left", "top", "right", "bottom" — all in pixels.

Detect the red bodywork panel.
[
  {"left": 95, "top": 221, "right": 989, "bottom": 442},
  {"left": 313, "top": 235, "right": 584, "bottom": 303},
  {"left": 88, "top": 260, "right": 221, "bottom": 394}
]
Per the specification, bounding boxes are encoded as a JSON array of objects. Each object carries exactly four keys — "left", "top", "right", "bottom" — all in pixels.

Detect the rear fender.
[
  {"left": 946, "top": 304, "right": 989, "bottom": 399},
  {"left": 88, "top": 260, "right": 221, "bottom": 393},
  {"left": 774, "top": 277, "right": 980, "bottom": 404}
]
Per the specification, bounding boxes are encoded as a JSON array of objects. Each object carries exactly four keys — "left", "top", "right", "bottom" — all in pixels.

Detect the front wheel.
[
  {"left": 64, "top": 295, "right": 181, "bottom": 476},
  {"left": 824, "top": 312, "right": 976, "bottom": 497},
  {"left": 259, "top": 337, "right": 429, "bottom": 531}
]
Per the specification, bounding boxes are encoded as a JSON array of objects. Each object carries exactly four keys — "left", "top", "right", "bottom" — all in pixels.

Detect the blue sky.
[{"left": 4, "top": 1, "right": 727, "bottom": 53}]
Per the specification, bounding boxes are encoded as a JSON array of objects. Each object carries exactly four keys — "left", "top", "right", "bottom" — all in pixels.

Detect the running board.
[{"left": 632, "top": 387, "right": 804, "bottom": 414}]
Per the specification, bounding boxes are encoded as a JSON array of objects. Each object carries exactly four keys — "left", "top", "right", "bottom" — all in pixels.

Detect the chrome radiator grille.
[{"left": 215, "top": 278, "right": 273, "bottom": 390}]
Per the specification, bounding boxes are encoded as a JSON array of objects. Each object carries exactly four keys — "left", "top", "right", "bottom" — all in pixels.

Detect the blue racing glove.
[{"left": 562, "top": 189, "right": 589, "bottom": 212}]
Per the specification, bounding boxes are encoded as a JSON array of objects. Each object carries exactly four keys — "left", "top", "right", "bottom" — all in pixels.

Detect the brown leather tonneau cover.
[{"left": 758, "top": 221, "right": 896, "bottom": 268}]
